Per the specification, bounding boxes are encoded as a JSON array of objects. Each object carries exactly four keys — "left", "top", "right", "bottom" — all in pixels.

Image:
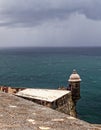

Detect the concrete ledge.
[
  {"left": 0, "top": 92, "right": 100, "bottom": 130},
  {"left": 16, "top": 88, "right": 70, "bottom": 102}
]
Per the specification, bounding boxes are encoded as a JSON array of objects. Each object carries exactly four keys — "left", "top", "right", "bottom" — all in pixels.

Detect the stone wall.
[
  {"left": 16, "top": 90, "right": 77, "bottom": 117},
  {"left": 0, "top": 86, "right": 25, "bottom": 94},
  {"left": 55, "top": 92, "right": 76, "bottom": 117}
]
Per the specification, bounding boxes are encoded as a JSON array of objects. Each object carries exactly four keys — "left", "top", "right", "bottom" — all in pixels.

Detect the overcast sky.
[{"left": 0, "top": 0, "right": 101, "bottom": 47}]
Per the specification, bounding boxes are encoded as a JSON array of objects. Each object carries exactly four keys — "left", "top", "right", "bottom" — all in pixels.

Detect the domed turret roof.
[{"left": 68, "top": 69, "right": 81, "bottom": 82}]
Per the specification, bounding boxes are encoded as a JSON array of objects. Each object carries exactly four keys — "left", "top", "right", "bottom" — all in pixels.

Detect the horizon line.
[{"left": 0, "top": 46, "right": 101, "bottom": 49}]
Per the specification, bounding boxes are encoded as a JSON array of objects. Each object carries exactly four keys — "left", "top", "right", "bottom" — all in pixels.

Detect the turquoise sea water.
[{"left": 0, "top": 47, "right": 101, "bottom": 124}]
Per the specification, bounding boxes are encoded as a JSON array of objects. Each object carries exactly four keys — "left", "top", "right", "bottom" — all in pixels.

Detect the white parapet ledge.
[{"left": 16, "top": 89, "right": 70, "bottom": 102}]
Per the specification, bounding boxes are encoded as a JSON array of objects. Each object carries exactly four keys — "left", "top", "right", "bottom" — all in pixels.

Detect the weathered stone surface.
[
  {"left": 0, "top": 91, "right": 100, "bottom": 130},
  {"left": 55, "top": 92, "right": 76, "bottom": 117}
]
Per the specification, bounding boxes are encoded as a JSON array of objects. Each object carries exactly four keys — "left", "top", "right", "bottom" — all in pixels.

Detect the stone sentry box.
[{"left": 68, "top": 69, "right": 81, "bottom": 103}]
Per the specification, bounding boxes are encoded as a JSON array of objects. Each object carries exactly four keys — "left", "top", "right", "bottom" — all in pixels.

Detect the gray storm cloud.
[
  {"left": 0, "top": 0, "right": 101, "bottom": 47},
  {"left": 0, "top": 0, "right": 101, "bottom": 27}
]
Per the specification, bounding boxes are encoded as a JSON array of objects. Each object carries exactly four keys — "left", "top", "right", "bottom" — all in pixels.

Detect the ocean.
[{"left": 0, "top": 47, "right": 101, "bottom": 124}]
